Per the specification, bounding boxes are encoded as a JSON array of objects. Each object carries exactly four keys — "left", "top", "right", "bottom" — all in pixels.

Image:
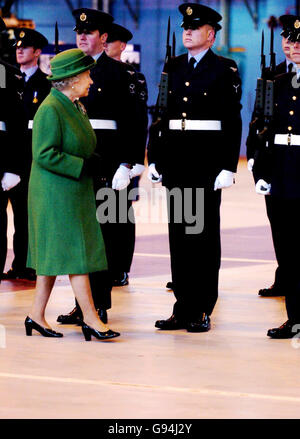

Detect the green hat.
[{"left": 47, "top": 48, "right": 96, "bottom": 81}]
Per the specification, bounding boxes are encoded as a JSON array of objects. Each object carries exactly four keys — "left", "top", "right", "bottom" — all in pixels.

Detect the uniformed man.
[
  {"left": 104, "top": 22, "right": 148, "bottom": 286},
  {"left": 255, "top": 20, "right": 300, "bottom": 338},
  {"left": 147, "top": 3, "right": 242, "bottom": 333},
  {"left": 1, "top": 28, "right": 50, "bottom": 282},
  {"left": 56, "top": 8, "right": 141, "bottom": 325},
  {"left": 0, "top": 18, "right": 28, "bottom": 281},
  {"left": 247, "top": 15, "right": 298, "bottom": 298}
]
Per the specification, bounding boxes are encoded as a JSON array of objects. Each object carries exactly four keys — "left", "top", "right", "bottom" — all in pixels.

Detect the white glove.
[
  {"left": 147, "top": 163, "right": 162, "bottom": 183},
  {"left": 1, "top": 173, "right": 21, "bottom": 191},
  {"left": 129, "top": 163, "right": 145, "bottom": 179},
  {"left": 247, "top": 158, "right": 254, "bottom": 172},
  {"left": 255, "top": 179, "right": 271, "bottom": 195},
  {"left": 214, "top": 170, "right": 234, "bottom": 191},
  {"left": 112, "top": 165, "right": 131, "bottom": 191}
]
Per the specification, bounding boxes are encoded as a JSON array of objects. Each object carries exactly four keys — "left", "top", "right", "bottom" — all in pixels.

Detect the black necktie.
[
  {"left": 187, "top": 57, "right": 196, "bottom": 74},
  {"left": 288, "top": 63, "right": 293, "bottom": 73}
]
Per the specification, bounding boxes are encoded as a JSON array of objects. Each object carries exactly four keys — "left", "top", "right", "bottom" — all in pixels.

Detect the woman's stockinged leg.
[
  {"left": 29, "top": 275, "right": 56, "bottom": 328},
  {"left": 69, "top": 274, "right": 109, "bottom": 332}
]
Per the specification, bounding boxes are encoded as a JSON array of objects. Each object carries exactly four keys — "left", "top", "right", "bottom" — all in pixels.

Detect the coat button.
[
  {"left": 204, "top": 92, "right": 207, "bottom": 96},
  {"left": 292, "top": 96, "right": 297, "bottom": 100},
  {"left": 182, "top": 112, "right": 187, "bottom": 118},
  {"left": 183, "top": 97, "right": 188, "bottom": 102},
  {"left": 289, "top": 110, "right": 294, "bottom": 115},
  {"left": 185, "top": 82, "right": 190, "bottom": 86},
  {"left": 288, "top": 126, "right": 293, "bottom": 131},
  {"left": 98, "top": 88, "right": 101, "bottom": 92}
]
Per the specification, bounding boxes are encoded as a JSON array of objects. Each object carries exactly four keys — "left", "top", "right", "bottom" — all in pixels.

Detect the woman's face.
[{"left": 74, "top": 70, "right": 93, "bottom": 98}]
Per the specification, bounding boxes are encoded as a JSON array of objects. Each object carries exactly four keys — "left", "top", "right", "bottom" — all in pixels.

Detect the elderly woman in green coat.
[{"left": 25, "top": 49, "right": 120, "bottom": 341}]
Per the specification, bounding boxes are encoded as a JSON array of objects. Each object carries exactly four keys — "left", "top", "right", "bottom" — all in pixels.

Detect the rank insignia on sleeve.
[{"left": 230, "top": 67, "right": 237, "bottom": 72}]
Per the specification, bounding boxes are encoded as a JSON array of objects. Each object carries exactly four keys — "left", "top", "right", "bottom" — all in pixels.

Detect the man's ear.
[
  {"left": 100, "top": 32, "right": 108, "bottom": 44},
  {"left": 34, "top": 48, "right": 42, "bottom": 58},
  {"left": 207, "top": 29, "right": 215, "bottom": 43},
  {"left": 120, "top": 41, "right": 127, "bottom": 53}
]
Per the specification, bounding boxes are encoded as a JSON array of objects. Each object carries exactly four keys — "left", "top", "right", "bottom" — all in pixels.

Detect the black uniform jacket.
[
  {"left": 23, "top": 68, "right": 51, "bottom": 175},
  {"left": 0, "top": 60, "right": 26, "bottom": 180},
  {"left": 80, "top": 52, "right": 141, "bottom": 179},
  {"left": 148, "top": 49, "right": 242, "bottom": 187},
  {"left": 257, "top": 72, "right": 300, "bottom": 199},
  {"left": 123, "top": 63, "right": 148, "bottom": 164},
  {"left": 23, "top": 67, "right": 51, "bottom": 121}
]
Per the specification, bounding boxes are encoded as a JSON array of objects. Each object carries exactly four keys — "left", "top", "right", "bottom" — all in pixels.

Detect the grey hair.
[{"left": 51, "top": 75, "right": 80, "bottom": 91}]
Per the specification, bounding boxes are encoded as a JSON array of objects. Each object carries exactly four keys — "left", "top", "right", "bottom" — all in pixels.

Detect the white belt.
[
  {"left": 169, "top": 119, "right": 221, "bottom": 131},
  {"left": 28, "top": 120, "right": 33, "bottom": 129},
  {"left": 89, "top": 119, "right": 117, "bottom": 130},
  {"left": 0, "top": 121, "right": 6, "bottom": 131},
  {"left": 275, "top": 133, "right": 300, "bottom": 146}
]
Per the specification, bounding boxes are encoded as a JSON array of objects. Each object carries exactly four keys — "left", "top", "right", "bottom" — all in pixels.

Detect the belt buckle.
[
  {"left": 181, "top": 119, "right": 186, "bottom": 131},
  {"left": 287, "top": 134, "right": 292, "bottom": 146}
]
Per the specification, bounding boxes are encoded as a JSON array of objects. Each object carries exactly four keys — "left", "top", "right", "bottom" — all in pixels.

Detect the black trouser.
[
  {"left": 271, "top": 197, "right": 300, "bottom": 322},
  {"left": 265, "top": 195, "right": 282, "bottom": 288},
  {"left": 167, "top": 187, "right": 222, "bottom": 320},
  {"left": 76, "top": 182, "right": 136, "bottom": 313},
  {"left": 0, "top": 179, "right": 30, "bottom": 274}
]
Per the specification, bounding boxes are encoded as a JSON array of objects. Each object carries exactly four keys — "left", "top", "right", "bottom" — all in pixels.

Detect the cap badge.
[
  {"left": 186, "top": 7, "right": 193, "bottom": 16},
  {"left": 295, "top": 19, "right": 300, "bottom": 29},
  {"left": 80, "top": 13, "right": 87, "bottom": 22},
  {"left": 19, "top": 31, "right": 25, "bottom": 38}
]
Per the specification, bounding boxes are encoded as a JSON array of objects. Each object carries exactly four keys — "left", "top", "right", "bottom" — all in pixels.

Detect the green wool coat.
[{"left": 27, "top": 87, "right": 107, "bottom": 275}]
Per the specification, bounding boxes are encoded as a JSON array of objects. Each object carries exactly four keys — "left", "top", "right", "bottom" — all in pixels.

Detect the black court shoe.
[
  {"left": 25, "top": 316, "right": 63, "bottom": 338},
  {"left": 81, "top": 322, "right": 120, "bottom": 341}
]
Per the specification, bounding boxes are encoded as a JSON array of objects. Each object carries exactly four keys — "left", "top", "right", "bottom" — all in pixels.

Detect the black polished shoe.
[
  {"left": 155, "top": 314, "right": 187, "bottom": 330},
  {"left": 113, "top": 272, "right": 129, "bottom": 286},
  {"left": 2, "top": 268, "right": 36, "bottom": 281},
  {"left": 267, "top": 320, "right": 300, "bottom": 339},
  {"left": 166, "top": 281, "right": 174, "bottom": 290},
  {"left": 258, "top": 283, "right": 284, "bottom": 297},
  {"left": 56, "top": 306, "right": 82, "bottom": 324},
  {"left": 97, "top": 308, "right": 108, "bottom": 324},
  {"left": 81, "top": 322, "right": 120, "bottom": 341},
  {"left": 25, "top": 316, "right": 63, "bottom": 337},
  {"left": 187, "top": 314, "right": 211, "bottom": 333}
]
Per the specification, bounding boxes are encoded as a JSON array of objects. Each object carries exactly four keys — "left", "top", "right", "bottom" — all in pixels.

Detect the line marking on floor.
[
  {"left": 135, "top": 253, "right": 275, "bottom": 264},
  {"left": 0, "top": 372, "right": 298, "bottom": 403}
]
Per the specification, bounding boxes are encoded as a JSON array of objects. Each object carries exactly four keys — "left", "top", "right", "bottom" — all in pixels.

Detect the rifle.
[
  {"left": 259, "top": 24, "right": 276, "bottom": 140},
  {"left": 248, "top": 25, "right": 277, "bottom": 182},
  {"left": 54, "top": 22, "right": 60, "bottom": 54},
  {"left": 154, "top": 16, "right": 171, "bottom": 124},
  {"left": 147, "top": 18, "right": 172, "bottom": 175},
  {"left": 172, "top": 32, "right": 176, "bottom": 58}
]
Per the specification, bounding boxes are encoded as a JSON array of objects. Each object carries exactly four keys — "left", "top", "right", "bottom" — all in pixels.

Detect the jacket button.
[
  {"left": 182, "top": 112, "right": 187, "bottom": 118},
  {"left": 289, "top": 110, "right": 294, "bottom": 115},
  {"left": 288, "top": 126, "right": 293, "bottom": 131},
  {"left": 183, "top": 97, "right": 188, "bottom": 102},
  {"left": 185, "top": 82, "right": 190, "bottom": 86},
  {"left": 292, "top": 96, "right": 297, "bottom": 100},
  {"left": 98, "top": 88, "right": 101, "bottom": 92}
]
